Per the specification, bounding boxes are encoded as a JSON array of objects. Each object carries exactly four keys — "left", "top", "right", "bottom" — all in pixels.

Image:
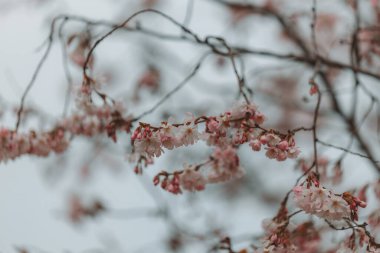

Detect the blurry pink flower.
[{"left": 180, "top": 166, "right": 206, "bottom": 192}]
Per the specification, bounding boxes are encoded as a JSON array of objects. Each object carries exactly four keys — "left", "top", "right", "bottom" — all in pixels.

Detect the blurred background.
[{"left": 1, "top": 0, "right": 380, "bottom": 252}]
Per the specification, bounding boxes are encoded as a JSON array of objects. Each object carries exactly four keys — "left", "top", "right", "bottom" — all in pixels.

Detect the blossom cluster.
[
  {"left": 258, "top": 206, "right": 320, "bottom": 253},
  {"left": 0, "top": 127, "right": 69, "bottom": 163},
  {"left": 132, "top": 102, "right": 300, "bottom": 193},
  {"left": 75, "top": 85, "right": 132, "bottom": 141},
  {"left": 131, "top": 119, "right": 199, "bottom": 159},
  {"left": 293, "top": 178, "right": 366, "bottom": 221},
  {"left": 131, "top": 102, "right": 300, "bottom": 161},
  {"left": 207, "top": 146, "right": 244, "bottom": 183},
  {"left": 258, "top": 223, "right": 320, "bottom": 253},
  {"left": 250, "top": 133, "right": 300, "bottom": 161},
  {"left": 153, "top": 165, "right": 206, "bottom": 195},
  {"left": 0, "top": 87, "right": 130, "bottom": 163},
  {"left": 153, "top": 146, "right": 243, "bottom": 194}
]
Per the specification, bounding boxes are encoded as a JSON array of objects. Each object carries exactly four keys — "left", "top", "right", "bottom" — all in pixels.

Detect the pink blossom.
[
  {"left": 250, "top": 139, "right": 262, "bottom": 151},
  {"left": 229, "top": 103, "right": 257, "bottom": 119},
  {"left": 276, "top": 151, "right": 287, "bottom": 161},
  {"left": 265, "top": 147, "right": 278, "bottom": 159},
  {"left": 206, "top": 118, "right": 221, "bottom": 133},
  {"left": 260, "top": 135, "right": 269, "bottom": 145},
  {"left": 158, "top": 124, "right": 178, "bottom": 150},
  {"left": 287, "top": 147, "right": 300, "bottom": 159},
  {"left": 179, "top": 166, "right": 206, "bottom": 192},
  {"left": 0, "top": 127, "right": 69, "bottom": 163},
  {"left": 178, "top": 124, "right": 199, "bottom": 146},
  {"left": 277, "top": 141, "right": 289, "bottom": 151},
  {"left": 293, "top": 184, "right": 351, "bottom": 221},
  {"left": 254, "top": 112, "right": 265, "bottom": 124},
  {"left": 208, "top": 146, "right": 244, "bottom": 183},
  {"left": 309, "top": 85, "right": 318, "bottom": 96},
  {"left": 162, "top": 174, "right": 182, "bottom": 194},
  {"left": 134, "top": 136, "right": 163, "bottom": 158},
  {"left": 265, "top": 133, "right": 281, "bottom": 147}
]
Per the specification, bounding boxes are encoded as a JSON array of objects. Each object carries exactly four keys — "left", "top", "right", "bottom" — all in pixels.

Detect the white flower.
[
  {"left": 134, "top": 135, "right": 163, "bottom": 158},
  {"left": 178, "top": 124, "right": 199, "bottom": 146},
  {"left": 293, "top": 184, "right": 350, "bottom": 221},
  {"left": 158, "top": 124, "right": 178, "bottom": 150}
]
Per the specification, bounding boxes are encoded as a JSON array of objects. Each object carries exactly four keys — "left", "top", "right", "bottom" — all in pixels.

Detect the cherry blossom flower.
[
  {"left": 293, "top": 180, "right": 366, "bottom": 221},
  {"left": 208, "top": 146, "right": 244, "bottom": 183},
  {"left": 250, "top": 139, "right": 262, "bottom": 151},
  {"left": 265, "top": 133, "right": 281, "bottom": 146},
  {"left": 133, "top": 135, "right": 163, "bottom": 158},
  {"left": 179, "top": 166, "right": 206, "bottom": 192},
  {"left": 293, "top": 184, "right": 351, "bottom": 220},
  {"left": 286, "top": 147, "right": 300, "bottom": 159},
  {"left": 256, "top": 133, "right": 300, "bottom": 161},
  {"left": 0, "top": 87, "right": 130, "bottom": 163},
  {"left": 206, "top": 117, "right": 222, "bottom": 133},
  {"left": 254, "top": 112, "right": 266, "bottom": 124},
  {"left": 177, "top": 124, "right": 199, "bottom": 146},
  {"left": 0, "top": 127, "right": 69, "bottom": 163},
  {"left": 131, "top": 102, "right": 300, "bottom": 172},
  {"left": 161, "top": 173, "right": 182, "bottom": 195},
  {"left": 158, "top": 123, "right": 178, "bottom": 150},
  {"left": 229, "top": 102, "right": 257, "bottom": 120}
]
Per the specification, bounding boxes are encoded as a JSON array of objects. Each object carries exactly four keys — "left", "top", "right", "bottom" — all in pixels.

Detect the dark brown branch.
[
  {"left": 15, "top": 18, "right": 58, "bottom": 131},
  {"left": 317, "top": 139, "right": 380, "bottom": 163}
]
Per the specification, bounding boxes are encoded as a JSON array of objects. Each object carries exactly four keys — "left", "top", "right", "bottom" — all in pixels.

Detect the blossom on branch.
[{"left": 293, "top": 177, "right": 366, "bottom": 221}]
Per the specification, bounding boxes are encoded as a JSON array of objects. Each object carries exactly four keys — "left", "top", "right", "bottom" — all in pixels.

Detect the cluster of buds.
[
  {"left": 153, "top": 165, "right": 208, "bottom": 194},
  {"left": 342, "top": 192, "right": 368, "bottom": 221},
  {"left": 153, "top": 146, "right": 243, "bottom": 194},
  {"left": 153, "top": 171, "right": 183, "bottom": 195},
  {"left": 204, "top": 104, "right": 300, "bottom": 162},
  {"left": 250, "top": 133, "right": 300, "bottom": 161}
]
